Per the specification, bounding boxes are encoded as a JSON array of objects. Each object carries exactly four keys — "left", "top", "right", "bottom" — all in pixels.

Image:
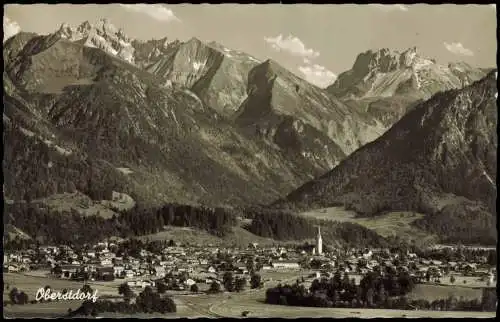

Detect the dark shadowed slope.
[
  {"left": 274, "top": 71, "right": 497, "bottom": 218},
  {"left": 2, "top": 32, "right": 314, "bottom": 206}
]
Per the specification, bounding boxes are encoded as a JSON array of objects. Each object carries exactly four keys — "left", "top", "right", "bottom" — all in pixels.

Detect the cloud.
[
  {"left": 444, "top": 42, "right": 474, "bottom": 56},
  {"left": 3, "top": 16, "right": 21, "bottom": 43},
  {"left": 264, "top": 34, "right": 320, "bottom": 59},
  {"left": 298, "top": 64, "right": 337, "bottom": 88},
  {"left": 119, "top": 4, "right": 180, "bottom": 22},
  {"left": 371, "top": 4, "right": 409, "bottom": 12}
]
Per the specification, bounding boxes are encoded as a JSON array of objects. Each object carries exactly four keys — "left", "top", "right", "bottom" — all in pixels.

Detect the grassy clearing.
[
  {"left": 208, "top": 269, "right": 494, "bottom": 318},
  {"left": 438, "top": 275, "right": 493, "bottom": 288},
  {"left": 211, "top": 302, "right": 495, "bottom": 318},
  {"left": 138, "top": 225, "right": 277, "bottom": 248},
  {"left": 3, "top": 300, "right": 84, "bottom": 318},
  {"left": 3, "top": 272, "right": 121, "bottom": 297},
  {"left": 301, "top": 207, "right": 437, "bottom": 245},
  {"left": 407, "top": 284, "right": 485, "bottom": 302},
  {"left": 31, "top": 192, "right": 120, "bottom": 219}
]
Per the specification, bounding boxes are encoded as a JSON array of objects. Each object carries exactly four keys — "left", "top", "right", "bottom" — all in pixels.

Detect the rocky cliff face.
[
  {"left": 236, "top": 59, "right": 385, "bottom": 169},
  {"left": 328, "top": 47, "right": 487, "bottom": 127},
  {"left": 4, "top": 27, "right": 373, "bottom": 207},
  {"left": 146, "top": 38, "right": 261, "bottom": 118},
  {"left": 275, "top": 71, "right": 497, "bottom": 217}
]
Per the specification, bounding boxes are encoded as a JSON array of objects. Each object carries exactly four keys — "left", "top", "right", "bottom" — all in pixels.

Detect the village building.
[{"left": 271, "top": 260, "right": 300, "bottom": 269}]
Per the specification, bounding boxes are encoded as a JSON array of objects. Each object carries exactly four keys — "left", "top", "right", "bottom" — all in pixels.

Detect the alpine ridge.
[
  {"left": 328, "top": 47, "right": 487, "bottom": 127},
  {"left": 2, "top": 19, "right": 382, "bottom": 208},
  {"left": 273, "top": 71, "right": 497, "bottom": 244}
]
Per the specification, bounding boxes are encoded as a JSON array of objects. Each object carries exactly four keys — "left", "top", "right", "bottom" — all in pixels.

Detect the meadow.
[{"left": 301, "top": 207, "right": 438, "bottom": 245}]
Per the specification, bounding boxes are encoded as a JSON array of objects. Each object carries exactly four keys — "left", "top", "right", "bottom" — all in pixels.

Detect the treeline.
[
  {"left": 120, "top": 203, "right": 236, "bottom": 237},
  {"left": 414, "top": 247, "right": 497, "bottom": 266},
  {"left": 69, "top": 287, "right": 176, "bottom": 317},
  {"left": 266, "top": 268, "right": 415, "bottom": 308},
  {"left": 4, "top": 205, "right": 123, "bottom": 245},
  {"left": 413, "top": 203, "right": 497, "bottom": 246},
  {"left": 266, "top": 269, "right": 496, "bottom": 312},
  {"left": 244, "top": 209, "right": 388, "bottom": 248},
  {"left": 3, "top": 122, "right": 125, "bottom": 202},
  {"left": 4, "top": 202, "right": 236, "bottom": 246}
]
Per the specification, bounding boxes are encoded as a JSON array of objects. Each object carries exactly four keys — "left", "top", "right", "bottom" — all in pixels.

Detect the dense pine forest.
[{"left": 5, "top": 201, "right": 389, "bottom": 248}]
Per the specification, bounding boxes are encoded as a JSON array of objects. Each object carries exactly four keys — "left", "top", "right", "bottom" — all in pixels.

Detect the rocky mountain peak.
[
  {"left": 352, "top": 46, "right": 433, "bottom": 75},
  {"left": 328, "top": 45, "right": 484, "bottom": 104}
]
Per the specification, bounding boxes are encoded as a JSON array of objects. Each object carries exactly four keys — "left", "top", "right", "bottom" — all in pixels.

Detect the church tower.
[{"left": 316, "top": 226, "right": 323, "bottom": 255}]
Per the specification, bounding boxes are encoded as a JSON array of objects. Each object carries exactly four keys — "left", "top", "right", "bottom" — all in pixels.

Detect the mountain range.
[
  {"left": 2, "top": 18, "right": 384, "bottom": 207},
  {"left": 327, "top": 47, "right": 488, "bottom": 127},
  {"left": 3, "top": 17, "right": 496, "bottom": 244},
  {"left": 274, "top": 71, "right": 497, "bottom": 244}
]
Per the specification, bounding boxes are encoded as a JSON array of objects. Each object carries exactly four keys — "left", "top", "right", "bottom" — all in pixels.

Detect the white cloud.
[
  {"left": 371, "top": 4, "right": 409, "bottom": 12},
  {"left": 444, "top": 42, "right": 474, "bottom": 57},
  {"left": 3, "top": 16, "right": 21, "bottom": 43},
  {"left": 119, "top": 4, "right": 180, "bottom": 22},
  {"left": 264, "top": 34, "right": 320, "bottom": 59},
  {"left": 298, "top": 64, "right": 337, "bottom": 88}
]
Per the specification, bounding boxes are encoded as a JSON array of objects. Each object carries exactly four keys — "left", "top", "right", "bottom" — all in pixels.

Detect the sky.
[{"left": 4, "top": 4, "right": 497, "bottom": 88}]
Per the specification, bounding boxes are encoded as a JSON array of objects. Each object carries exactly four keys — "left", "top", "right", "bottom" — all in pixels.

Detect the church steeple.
[{"left": 316, "top": 226, "right": 323, "bottom": 255}]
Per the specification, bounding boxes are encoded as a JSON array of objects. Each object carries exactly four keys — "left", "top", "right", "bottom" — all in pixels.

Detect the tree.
[
  {"left": 118, "top": 283, "right": 135, "bottom": 301},
  {"left": 9, "top": 288, "right": 19, "bottom": 304},
  {"left": 246, "top": 258, "right": 255, "bottom": 273},
  {"left": 52, "top": 265, "right": 62, "bottom": 276},
  {"left": 366, "top": 288, "right": 374, "bottom": 308},
  {"left": 81, "top": 284, "right": 93, "bottom": 294},
  {"left": 156, "top": 282, "right": 168, "bottom": 294},
  {"left": 235, "top": 277, "right": 247, "bottom": 292},
  {"left": 209, "top": 281, "right": 221, "bottom": 294},
  {"left": 17, "top": 292, "right": 29, "bottom": 305},
  {"left": 190, "top": 284, "right": 199, "bottom": 293},
  {"left": 223, "top": 272, "right": 235, "bottom": 292},
  {"left": 250, "top": 273, "right": 262, "bottom": 289}
]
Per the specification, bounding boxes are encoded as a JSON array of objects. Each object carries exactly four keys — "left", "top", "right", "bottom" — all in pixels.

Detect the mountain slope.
[
  {"left": 328, "top": 47, "right": 487, "bottom": 127},
  {"left": 147, "top": 37, "right": 262, "bottom": 118},
  {"left": 274, "top": 71, "right": 497, "bottom": 220},
  {"left": 235, "top": 59, "right": 386, "bottom": 170},
  {"left": 5, "top": 29, "right": 367, "bottom": 208},
  {"left": 3, "top": 20, "right": 392, "bottom": 210},
  {"left": 147, "top": 39, "right": 385, "bottom": 170},
  {"left": 2, "top": 32, "right": 299, "bottom": 206}
]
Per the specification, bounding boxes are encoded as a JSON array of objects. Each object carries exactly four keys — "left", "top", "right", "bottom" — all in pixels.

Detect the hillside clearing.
[{"left": 301, "top": 207, "right": 437, "bottom": 245}]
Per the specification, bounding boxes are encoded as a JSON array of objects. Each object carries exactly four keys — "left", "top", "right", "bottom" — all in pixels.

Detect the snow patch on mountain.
[
  {"left": 193, "top": 61, "right": 206, "bottom": 71},
  {"left": 19, "top": 127, "right": 36, "bottom": 137}
]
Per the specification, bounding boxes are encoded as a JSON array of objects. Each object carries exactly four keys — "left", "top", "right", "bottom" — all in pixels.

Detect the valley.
[{"left": 3, "top": 4, "right": 497, "bottom": 319}]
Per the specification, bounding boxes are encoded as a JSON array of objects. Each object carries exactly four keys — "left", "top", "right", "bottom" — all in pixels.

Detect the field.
[
  {"left": 407, "top": 284, "right": 486, "bottom": 302},
  {"left": 207, "top": 271, "right": 494, "bottom": 318},
  {"left": 301, "top": 207, "right": 438, "bottom": 245},
  {"left": 138, "top": 224, "right": 277, "bottom": 247},
  {"left": 439, "top": 274, "right": 493, "bottom": 288},
  {"left": 4, "top": 269, "right": 495, "bottom": 318},
  {"left": 3, "top": 272, "right": 127, "bottom": 318}
]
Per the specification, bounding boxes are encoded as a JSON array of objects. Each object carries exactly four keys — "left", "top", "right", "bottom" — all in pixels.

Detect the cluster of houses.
[
  {"left": 3, "top": 240, "right": 303, "bottom": 287},
  {"left": 3, "top": 240, "right": 496, "bottom": 289}
]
